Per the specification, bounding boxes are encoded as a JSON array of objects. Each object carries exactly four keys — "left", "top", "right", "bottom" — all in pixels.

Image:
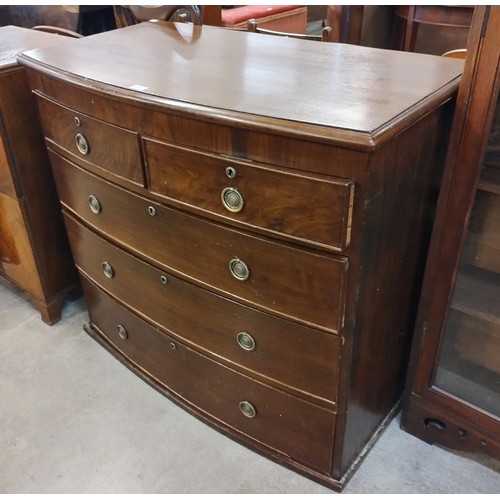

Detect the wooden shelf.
[
  {"left": 478, "top": 166, "right": 500, "bottom": 195},
  {"left": 447, "top": 305, "right": 500, "bottom": 376},
  {"left": 462, "top": 189, "right": 500, "bottom": 273},
  {"left": 451, "top": 266, "right": 500, "bottom": 324},
  {"left": 449, "top": 267, "right": 500, "bottom": 376}
]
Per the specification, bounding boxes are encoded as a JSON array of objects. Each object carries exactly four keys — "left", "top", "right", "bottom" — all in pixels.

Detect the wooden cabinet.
[
  {"left": 402, "top": 6, "right": 500, "bottom": 460},
  {"left": 0, "top": 26, "right": 78, "bottom": 324},
  {"left": 18, "top": 22, "right": 462, "bottom": 489}
]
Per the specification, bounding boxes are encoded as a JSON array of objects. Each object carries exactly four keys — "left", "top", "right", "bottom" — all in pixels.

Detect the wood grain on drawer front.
[
  {"left": 36, "top": 96, "right": 144, "bottom": 186},
  {"left": 51, "top": 152, "right": 348, "bottom": 333},
  {"left": 65, "top": 213, "right": 341, "bottom": 405},
  {"left": 144, "top": 139, "right": 354, "bottom": 252},
  {"left": 82, "top": 275, "right": 336, "bottom": 473}
]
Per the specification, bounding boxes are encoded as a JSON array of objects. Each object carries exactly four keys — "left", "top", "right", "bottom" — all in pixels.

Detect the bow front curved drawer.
[
  {"left": 144, "top": 139, "right": 355, "bottom": 252},
  {"left": 51, "top": 152, "right": 348, "bottom": 333},
  {"left": 83, "top": 275, "right": 336, "bottom": 473},
  {"left": 65, "top": 213, "right": 342, "bottom": 405},
  {"left": 36, "top": 96, "right": 144, "bottom": 187}
]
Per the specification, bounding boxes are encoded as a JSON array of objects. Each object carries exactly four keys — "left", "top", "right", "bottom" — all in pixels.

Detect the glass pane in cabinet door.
[{"left": 434, "top": 95, "right": 500, "bottom": 417}]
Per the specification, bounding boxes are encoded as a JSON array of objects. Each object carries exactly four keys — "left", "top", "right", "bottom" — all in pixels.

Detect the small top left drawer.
[{"left": 36, "top": 96, "right": 144, "bottom": 187}]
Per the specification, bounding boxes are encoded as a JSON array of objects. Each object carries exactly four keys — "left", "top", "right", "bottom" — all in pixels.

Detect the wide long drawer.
[
  {"left": 65, "top": 213, "right": 341, "bottom": 405},
  {"left": 144, "top": 138, "right": 354, "bottom": 252},
  {"left": 36, "top": 95, "right": 144, "bottom": 187},
  {"left": 51, "top": 152, "right": 348, "bottom": 332},
  {"left": 83, "top": 275, "right": 336, "bottom": 473}
]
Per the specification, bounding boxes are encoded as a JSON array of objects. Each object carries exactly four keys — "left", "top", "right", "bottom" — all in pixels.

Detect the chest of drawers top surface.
[
  {"left": 18, "top": 21, "right": 462, "bottom": 143},
  {"left": 0, "top": 25, "right": 67, "bottom": 70}
]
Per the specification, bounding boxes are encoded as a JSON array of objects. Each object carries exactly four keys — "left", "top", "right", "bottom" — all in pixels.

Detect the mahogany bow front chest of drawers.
[{"left": 18, "top": 22, "right": 463, "bottom": 489}]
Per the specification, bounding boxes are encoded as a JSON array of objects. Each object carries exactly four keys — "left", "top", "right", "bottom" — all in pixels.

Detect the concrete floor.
[{"left": 1, "top": 276, "right": 499, "bottom": 494}]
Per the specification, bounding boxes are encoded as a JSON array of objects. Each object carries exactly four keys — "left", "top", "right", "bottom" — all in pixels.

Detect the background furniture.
[
  {"left": 247, "top": 18, "right": 333, "bottom": 42},
  {"left": 0, "top": 5, "right": 115, "bottom": 36},
  {"left": 31, "top": 25, "right": 83, "bottom": 38},
  {"left": 326, "top": 5, "right": 364, "bottom": 44},
  {"left": 113, "top": 5, "right": 202, "bottom": 28},
  {"left": 321, "top": 6, "right": 473, "bottom": 53},
  {"left": 0, "top": 26, "right": 78, "bottom": 324},
  {"left": 217, "top": 5, "right": 307, "bottom": 33},
  {"left": 402, "top": 5, "right": 500, "bottom": 460},
  {"left": 442, "top": 48, "right": 467, "bottom": 59},
  {"left": 393, "top": 5, "right": 473, "bottom": 54},
  {"left": 19, "top": 21, "right": 462, "bottom": 489}
]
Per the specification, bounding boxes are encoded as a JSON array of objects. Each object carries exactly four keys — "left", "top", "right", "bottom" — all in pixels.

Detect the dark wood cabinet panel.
[
  {"left": 19, "top": 22, "right": 462, "bottom": 489},
  {"left": 402, "top": 5, "right": 500, "bottom": 460},
  {"left": 0, "top": 26, "right": 78, "bottom": 324}
]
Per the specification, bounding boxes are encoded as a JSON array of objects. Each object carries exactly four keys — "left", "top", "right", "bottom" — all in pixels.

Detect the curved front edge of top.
[{"left": 15, "top": 22, "right": 463, "bottom": 151}]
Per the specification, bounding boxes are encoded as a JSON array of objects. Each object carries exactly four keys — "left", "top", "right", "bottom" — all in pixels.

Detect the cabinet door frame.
[{"left": 406, "top": 5, "right": 500, "bottom": 431}]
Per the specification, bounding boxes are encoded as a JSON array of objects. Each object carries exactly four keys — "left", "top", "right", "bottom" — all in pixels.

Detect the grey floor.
[{"left": 1, "top": 276, "right": 499, "bottom": 494}]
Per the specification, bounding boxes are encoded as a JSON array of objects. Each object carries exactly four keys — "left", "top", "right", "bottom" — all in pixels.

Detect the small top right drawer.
[{"left": 144, "top": 139, "right": 355, "bottom": 252}]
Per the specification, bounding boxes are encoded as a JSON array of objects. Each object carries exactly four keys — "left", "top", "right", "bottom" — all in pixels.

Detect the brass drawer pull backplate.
[
  {"left": 101, "top": 261, "right": 114, "bottom": 279},
  {"left": 229, "top": 258, "right": 250, "bottom": 281},
  {"left": 221, "top": 187, "right": 244, "bottom": 213},
  {"left": 236, "top": 331, "right": 256, "bottom": 351},
  {"left": 239, "top": 400, "right": 257, "bottom": 418},
  {"left": 75, "top": 132, "right": 89, "bottom": 155}
]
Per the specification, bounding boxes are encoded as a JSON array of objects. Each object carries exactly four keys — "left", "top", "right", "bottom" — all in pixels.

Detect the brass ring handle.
[
  {"left": 239, "top": 400, "right": 257, "bottom": 418},
  {"left": 236, "top": 332, "right": 256, "bottom": 351},
  {"left": 229, "top": 258, "right": 250, "bottom": 281},
  {"left": 75, "top": 132, "right": 89, "bottom": 155},
  {"left": 221, "top": 187, "right": 244, "bottom": 213},
  {"left": 101, "top": 261, "right": 114, "bottom": 279},
  {"left": 88, "top": 195, "right": 101, "bottom": 214},
  {"left": 116, "top": 324, "right": 128, "bottom": 340}
]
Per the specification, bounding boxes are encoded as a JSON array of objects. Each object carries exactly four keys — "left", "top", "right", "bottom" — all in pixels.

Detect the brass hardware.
[
  {"left": 74, "top": 116, "right": 81, "bottom": 126},
  {"left": 239, "top": 400, "right": 257, "bottom": 418},
  {"left": 221, "top": 187, "right": 244, "bottom": 213},
  {"left": 229, "top": 258, "right": 250, "bottom": 281},
  {"left": 75, "top": 132, "right": 89, "bottom": 155},
  {"left": 169, "top": 341, "right": 177, "bottom": 350},
  {"left": 88, "top": 195, "right": 101, "bottom": 214},
  {"left": 160, "top": 275, "right": 168, "bottom": 285},
  {"left": 225, "top": 166, "right": 237, "bottom": 179},
  {"left": 236, "top": 331, "right": 256, "bottom": 351},
  {"left": 116, "top": 324, "right": 128, "bottom": 340},
  {"left": 148, "top": 205, "right": 157, "bottom": 216},
  {"left": 101, "top": 261, "right": 114, "bottom": 279}
]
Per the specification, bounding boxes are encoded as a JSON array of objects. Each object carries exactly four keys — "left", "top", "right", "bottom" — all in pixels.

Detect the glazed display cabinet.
[{"left": 402, "top": 5, "right": 500, "bottom": 460}]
